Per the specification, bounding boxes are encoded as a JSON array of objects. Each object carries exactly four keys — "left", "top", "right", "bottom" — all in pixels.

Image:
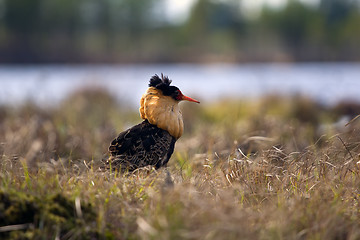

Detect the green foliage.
[
  {"left": 0, "top": 190, "right": 105, "bottom": 239},
  {"left": 1, "top": 0, "right": 360, "bottom": 62}
]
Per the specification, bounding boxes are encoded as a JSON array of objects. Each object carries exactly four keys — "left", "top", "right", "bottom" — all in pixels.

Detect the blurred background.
[
  {"left": 2, "top": 2, "right": 360, "bottom": 238},
  {"left": 0, "top": 0, "right": 360, "bottom": 105}
]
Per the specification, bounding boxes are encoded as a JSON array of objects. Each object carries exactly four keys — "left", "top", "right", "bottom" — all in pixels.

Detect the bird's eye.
[{"left": 175, "top": 90, "right": 182, "bottom": 100}]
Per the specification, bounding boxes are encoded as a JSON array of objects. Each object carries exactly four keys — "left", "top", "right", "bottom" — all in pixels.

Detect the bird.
[{"left": 106, "top": 74, "right": 200, "bottom": 171}]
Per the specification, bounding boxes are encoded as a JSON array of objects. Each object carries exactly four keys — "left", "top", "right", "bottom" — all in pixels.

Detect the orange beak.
[{"left": 180, "top": 94, "right": 200, "bottom": 103}]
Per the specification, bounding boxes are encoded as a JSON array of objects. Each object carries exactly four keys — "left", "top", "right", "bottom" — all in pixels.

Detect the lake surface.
[{"left": 0, "top": 63, "right": 359, "bottom": 106}]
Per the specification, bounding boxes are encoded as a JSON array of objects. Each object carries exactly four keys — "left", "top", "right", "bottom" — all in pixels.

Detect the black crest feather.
[
  {"left": 149, "top": 74, "right": 172, "bottom": 88},
  {"left": 149, "top": 74, "right": 179, "bottom": 97}
]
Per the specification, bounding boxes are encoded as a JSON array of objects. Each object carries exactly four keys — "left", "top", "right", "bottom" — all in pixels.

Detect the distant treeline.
[{"left": 0, "top": 0, "right": 360, "bottom": 63}]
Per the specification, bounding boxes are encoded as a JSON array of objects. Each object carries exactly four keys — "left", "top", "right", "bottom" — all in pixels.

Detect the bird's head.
[
  {"left": 139, "top": 74, "right": 199, "bottom": 139},
  {"left": 149, "top": 74, "right": 200, "bottom": 104}
]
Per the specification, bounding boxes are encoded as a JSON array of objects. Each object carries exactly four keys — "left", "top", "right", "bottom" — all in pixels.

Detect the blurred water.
[{"left": 0, "top": 63, "right": 359, "bottom": 106}]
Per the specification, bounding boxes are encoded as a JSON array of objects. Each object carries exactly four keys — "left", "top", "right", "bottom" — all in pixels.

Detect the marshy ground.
[{"left": 1, "top": 88, "right": 360, "bottom": 239}]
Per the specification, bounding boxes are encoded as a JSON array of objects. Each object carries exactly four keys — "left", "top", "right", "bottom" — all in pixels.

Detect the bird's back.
[{"left": 107, "top": 120, "right": 176, "bottom": 171}]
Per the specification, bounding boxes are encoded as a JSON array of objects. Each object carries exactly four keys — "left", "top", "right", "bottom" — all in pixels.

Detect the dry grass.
[{"left": 1, "top": 88, "right": 360, "bottom": 239}]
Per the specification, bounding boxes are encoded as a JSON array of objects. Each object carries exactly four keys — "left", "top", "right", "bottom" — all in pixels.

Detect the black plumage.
[
  {"left": 108, "top": 120, "right": 176, "bottom": 171},
  {"left": 149, "top": 74, "right": 182, "bottom": 100}
]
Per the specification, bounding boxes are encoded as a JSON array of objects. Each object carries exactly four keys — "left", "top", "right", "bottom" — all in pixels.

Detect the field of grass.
[{"left": 1, "top": 88, "right": 360, "bottom": 239}]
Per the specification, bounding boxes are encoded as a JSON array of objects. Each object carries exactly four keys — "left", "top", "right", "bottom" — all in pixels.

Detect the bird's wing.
[{"left": 107, "top": 120, "right": 176, "bottom": 170}]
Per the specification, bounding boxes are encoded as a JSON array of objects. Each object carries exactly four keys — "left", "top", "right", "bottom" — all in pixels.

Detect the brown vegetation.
[{"left": 1, "top": 89, "right": 360, "bottom": 239}]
